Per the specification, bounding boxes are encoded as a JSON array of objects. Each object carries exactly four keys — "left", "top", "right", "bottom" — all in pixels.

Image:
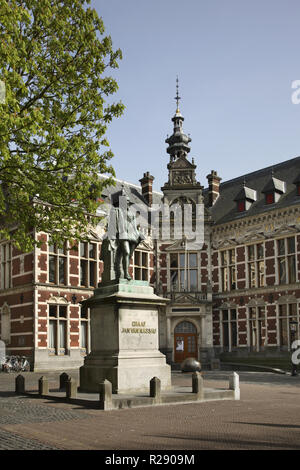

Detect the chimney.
[
  {"left": 139, "top": 172, "right": 155, "bottom": 206},
  {"left": 206, "top": 170, "right": 221, "bottom": 206}
]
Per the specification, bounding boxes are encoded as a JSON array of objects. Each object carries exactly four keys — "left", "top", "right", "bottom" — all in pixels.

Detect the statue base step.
[{"left": 80, "top": 351, "right": 171, "bottom": 394}]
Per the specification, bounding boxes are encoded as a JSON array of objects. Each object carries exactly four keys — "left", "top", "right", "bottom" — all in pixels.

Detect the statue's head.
[{"left": 112, "top": 185, "right": 132, "bottom": 207}]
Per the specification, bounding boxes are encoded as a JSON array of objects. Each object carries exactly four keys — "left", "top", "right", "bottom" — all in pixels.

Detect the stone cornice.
[
  {"left": 212, "top": 203, "right": 300, "bottom": 235},
  {"left": 211, "top": 203, "right": 300, "bottom": 249},
  {"left": 213, "top": 282, "right": 300, "bottom": 301}
]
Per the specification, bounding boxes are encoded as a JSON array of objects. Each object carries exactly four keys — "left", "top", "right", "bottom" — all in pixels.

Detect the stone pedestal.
[{"left": 80, "top": 280, "right": 171, "bottom": 394}]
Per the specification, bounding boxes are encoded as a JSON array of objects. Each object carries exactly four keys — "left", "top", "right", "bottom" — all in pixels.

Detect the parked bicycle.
[
  {"left": 20, "top": 356, "right": 30, "bottom": 372},
  {"left": 2, "top": 355, "right": 30, "bottom": 373}
]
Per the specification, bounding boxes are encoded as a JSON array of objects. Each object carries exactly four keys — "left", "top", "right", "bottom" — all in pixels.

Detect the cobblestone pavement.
[
  {"left": 0, "top": 396, "right": 87, "bottom": 425},
  {"left": 0, "top": 370, "right": 300, "bottom": 450},
  {"left": 0, "top": 428, "right": 61, "bottom": 450}
]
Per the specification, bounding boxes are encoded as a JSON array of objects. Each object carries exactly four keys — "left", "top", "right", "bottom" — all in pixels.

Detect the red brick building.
[
  {"left": 0, "top": 204, "right": 156, "bottom": 371},
  {"left": 1, "top": 101, "right": 300, "bottom": 370}
]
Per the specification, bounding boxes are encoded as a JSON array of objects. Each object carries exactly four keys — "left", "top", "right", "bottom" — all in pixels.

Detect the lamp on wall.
[
  {"left": 72, "top": 294, "right": 77, "bottom": 304},
  {"left": 268, "top": 293, "right": 274, "bottom": 304}
]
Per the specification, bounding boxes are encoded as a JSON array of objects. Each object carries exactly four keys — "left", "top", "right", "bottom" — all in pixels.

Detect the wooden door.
[{"left": 174, "top": 321, "right": 198, "bottom": 363}]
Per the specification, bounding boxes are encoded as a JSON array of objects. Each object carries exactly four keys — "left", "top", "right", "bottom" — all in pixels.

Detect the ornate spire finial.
[{"left": 174, "top": 76, "right": 181, "bottom": 112}]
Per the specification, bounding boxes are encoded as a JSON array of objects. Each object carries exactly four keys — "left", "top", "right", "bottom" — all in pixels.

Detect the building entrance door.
[{"left": 174, "top": 321, "right": 198, "bottom": 363}]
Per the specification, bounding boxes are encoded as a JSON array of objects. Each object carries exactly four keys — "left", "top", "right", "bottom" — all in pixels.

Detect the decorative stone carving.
[
  {"left": 48, "top": 296, "right": 68, "bottom": 304},
  {"left": 172, "top": 171, "right": 193, "bottom": 184}
]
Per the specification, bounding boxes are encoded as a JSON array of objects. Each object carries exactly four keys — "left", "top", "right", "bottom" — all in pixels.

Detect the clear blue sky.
[{"left": 92, "top": 0, "right": 300, "bottom": 192}]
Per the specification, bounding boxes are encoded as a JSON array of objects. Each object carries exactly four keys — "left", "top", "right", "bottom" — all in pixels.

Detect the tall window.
[
  {"left": 220, "top": 249, "right": 236, "bottom": 292},
  {"left": 80, "top": 242, "right": 97, "bottom": 287},
  {"left": 80, "top": 307, "right": 90, "bottom": 353},
  {"left": 133, "top": 250, "right": 149, "bottom": 281},
  {"left": 169, "top": 197, "right": 197, "bottom": 238},
  {"left": 0, "top": 303, "right": 11, "bottom": 343},
  {"left": 48, "top": 305, "right": 68, "bottom": 355},
  {"left": 222, "top": 309, "right": 238, "bottom": 351},
  {"left": 277, "top": 237, "right": 296, "bottom": 285},
  {"left": 248, "top": 306, "right": 266, "bottom": 351},
  {"left": 1, "top": 243, "right": 11, "bottom": 289},
  {"left": 247, "top": 243, "right": 265, "bottom": 288},
  {"left": 170, "top": 252, "right": 198, "bottom": 292},
  {"left": 278, "top": 303, "right": 298, "bottom": 348},
  {"left": 49, "top": 243, "right": 67, "bottom": 285}
]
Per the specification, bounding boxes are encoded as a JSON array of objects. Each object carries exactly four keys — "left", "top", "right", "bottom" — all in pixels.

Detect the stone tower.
[
  {"left": 157, "top": 79, "right": 214, "bottom": 367},
  {"left": 161, "top": 78, "right": 203, "bottom": 205}
]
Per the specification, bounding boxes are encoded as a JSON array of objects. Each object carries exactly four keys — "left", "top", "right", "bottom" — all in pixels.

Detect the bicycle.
[{"left": 20, "top": 356, "right": 30, "bottom": 372}]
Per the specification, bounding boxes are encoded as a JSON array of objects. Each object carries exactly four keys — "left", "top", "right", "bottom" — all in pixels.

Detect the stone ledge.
[
  {"left": 19, "top": 387, "right": 236, "bottom": 410},
  {"left": 83, "top": 280, "right": 169, "bottom": 307}
]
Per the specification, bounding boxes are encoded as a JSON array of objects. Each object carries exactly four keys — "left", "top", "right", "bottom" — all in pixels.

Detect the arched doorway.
[{"left": 174, "top": 321, "right": 198, "bottom": 363}]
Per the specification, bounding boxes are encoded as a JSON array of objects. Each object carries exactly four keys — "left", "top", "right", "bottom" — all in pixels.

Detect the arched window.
[
  {"left": 172, "top": 197, "right": 196, "bottom": 218},
  {"left": 174, "top": 321, "right": 197, "bottom": 333}
]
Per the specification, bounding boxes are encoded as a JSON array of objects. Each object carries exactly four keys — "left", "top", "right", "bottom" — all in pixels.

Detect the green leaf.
[{"left": 0, "top": 0, "right": 123, "bottom": 251}]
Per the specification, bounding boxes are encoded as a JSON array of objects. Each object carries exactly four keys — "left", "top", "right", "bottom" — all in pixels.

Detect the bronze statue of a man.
[{"left": 101, "top": 190, "right": 144, "bottom": 282}]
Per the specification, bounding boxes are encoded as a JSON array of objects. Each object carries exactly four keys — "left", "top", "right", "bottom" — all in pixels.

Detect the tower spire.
[
  {"left": 165, "top": 78, "right": 191, "bottom": 160},
  {"left": 175, "top": 76, "right": 181, "bottom": 112},
  {"left": 162, "top": 79, "right": 201, "bottom": 191}
]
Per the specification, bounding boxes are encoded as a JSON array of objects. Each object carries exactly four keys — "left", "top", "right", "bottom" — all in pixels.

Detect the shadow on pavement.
[
  {"left": 234, "top": 421, "right": 300, "bottom": 429},
  {"left": 143, "top": 433, "right": 300, "bottom": 449},
  {"left": 0, "top": 391, "right": 18, "bottom": 397}
]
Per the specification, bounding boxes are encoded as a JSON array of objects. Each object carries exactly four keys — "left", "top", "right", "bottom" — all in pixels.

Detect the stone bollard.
[
  {"left": 99, "top": 380, "right": 113, "bottom": 410},
  {"left": 229, "top": 372, "right": 240, "bottom": 400},
  {"left": 192, "top": 371, "right": 204, "bottom": 400},
  {"left": 38, "top": 376, "right": 49, "bottom": 397},
  {"left": 59, "top": 372, "right": 69, "bottom": 390},
  {"left": 15, "top": 374, "right": 25, "bottom": 394},
  {"left": 66, "top": 377, "right": 77, "bottom": 399},
  {"left": 150, "top": 376, "right": 161, "bottom": 403}
]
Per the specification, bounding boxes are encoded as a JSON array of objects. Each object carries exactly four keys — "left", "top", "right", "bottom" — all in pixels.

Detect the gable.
[{"left": 170, "top": 156, "right": 195, "bottom": 170}]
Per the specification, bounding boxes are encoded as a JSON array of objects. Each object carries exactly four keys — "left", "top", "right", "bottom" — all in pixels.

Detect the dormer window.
[
  {"left": 237, "top": 200, "right": 246, "bottom": 212},
  {"left": 265, "top": 192, "right": 275, "bottom": 205},
  {"left": 262, "top": 175, "right": 285, "bottom": 205},
  {"left": 234, "top": 185, "right": 256, "bottom": 212},
  {"left": 293, "top": 174, "right": 300, "bottom": 195}
]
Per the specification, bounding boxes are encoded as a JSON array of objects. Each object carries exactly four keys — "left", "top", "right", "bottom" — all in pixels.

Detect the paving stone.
[
  {"left": 0, "top": 429, "right": 61, "bottom": 450},
  {"left": 0, "top": 397, "right": 86, "bottom": 425},
  {"left": 1, "top": 370, "right": 300, "bottom": 450}
]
